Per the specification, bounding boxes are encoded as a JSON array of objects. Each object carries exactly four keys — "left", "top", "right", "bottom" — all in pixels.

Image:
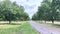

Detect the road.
[{"left": 30, "top": 21, "right": 60, "bottom": 34}]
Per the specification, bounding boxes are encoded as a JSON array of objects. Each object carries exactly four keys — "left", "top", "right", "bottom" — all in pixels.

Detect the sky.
[{"left": 0, "top": 0, "right": 43, "bottom": 18}]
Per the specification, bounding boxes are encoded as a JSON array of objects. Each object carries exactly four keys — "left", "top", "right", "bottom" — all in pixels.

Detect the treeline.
[
  {"left": 32, "top": 0, "right": 60, "bottom": 23},
  {"left": 0, "top": 0, "right": 30, "bottom": 23}
]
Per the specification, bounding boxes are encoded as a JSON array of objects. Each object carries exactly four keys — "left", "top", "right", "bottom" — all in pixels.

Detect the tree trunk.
[
  {"left": 45, "top": 20, "right": 46, "bottom": 24},
  {"left": 9, "top": 21, "right": 11, "bottom": 24},
  {"left": 52, "top": 20, "right": 54, "bottom": 24}
]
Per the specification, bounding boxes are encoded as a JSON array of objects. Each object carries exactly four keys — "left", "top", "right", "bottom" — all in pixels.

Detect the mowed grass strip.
[
  {"left": 0, "top": 22, "right": 37, "bottom": 34},
  {"left": 45, "top": 23, "right": 60, "bottom": 28},
  {"left": 36, "top": 21, "right": 60, "bottom": 27}
]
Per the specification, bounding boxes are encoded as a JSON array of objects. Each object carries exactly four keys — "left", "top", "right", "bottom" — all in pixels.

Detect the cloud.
[{"left": 2, "top": 0, "right": 43, "bottom": 18}]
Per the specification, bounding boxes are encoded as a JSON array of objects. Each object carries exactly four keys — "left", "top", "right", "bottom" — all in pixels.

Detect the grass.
[
  {"left": 0, "top": 22, "right": 37, "bottom": 34},
  {"left": 45, "top": 23, "right": 60, "bottom": 28},
  {"left": 35, "top": 21, "right": 60, "bottom": 28}
]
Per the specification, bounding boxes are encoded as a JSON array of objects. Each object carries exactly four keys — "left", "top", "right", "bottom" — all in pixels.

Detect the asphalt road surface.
[{"left": 30, "top": 21, "right": 60, "bottom": 34}]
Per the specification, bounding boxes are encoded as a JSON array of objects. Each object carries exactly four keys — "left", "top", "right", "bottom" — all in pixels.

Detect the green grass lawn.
[
  {"left": 0, "top": 22, "right": 37, "bottom": 34},
  {"left": 45, "top": 23, "right": 60, "bottom": 28},
  {"left": 36, "top": 21, "right": 60, "bottom": 28}
]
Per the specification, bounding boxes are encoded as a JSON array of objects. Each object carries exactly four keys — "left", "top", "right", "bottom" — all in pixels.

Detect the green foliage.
[
  {"left": 0, "top": 0, "right": 30, "bottom": 23},
  {"left": 32, "top": 13, "right": 39, "bottom": 20},
  {"left": 32, "top": 0, "right": 60, "bottom": 23}
]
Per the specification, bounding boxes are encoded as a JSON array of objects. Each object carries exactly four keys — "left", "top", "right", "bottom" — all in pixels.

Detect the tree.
[
  {"left": 32, "top": 13, "right": 39, "bottom": 20},
  {"left": 32, "top": 0, "right": 60, "bottom": 24},
  {"left": 49, "top": 0, "right": 60, "bottom": 23},
  {"left": 0, "top": 0, "right": 30, "bottom": 24}
]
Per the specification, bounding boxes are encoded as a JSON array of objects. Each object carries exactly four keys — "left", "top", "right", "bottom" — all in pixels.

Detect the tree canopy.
[
  {"left": 32, "top": 0, "right": 60, "bottom": 23},
  {"left": 0, "top": 0, "right": 30, "bottom": 23}
]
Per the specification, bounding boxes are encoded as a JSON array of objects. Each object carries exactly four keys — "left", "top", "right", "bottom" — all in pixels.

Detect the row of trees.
[
  {"left": 0, "top": 0, "right": 30, "bottom": 24},
  {"left": 32, "top": 0, "right": 60, "bottom": 24}
]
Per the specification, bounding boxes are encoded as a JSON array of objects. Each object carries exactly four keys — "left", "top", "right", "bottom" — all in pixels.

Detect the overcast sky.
[{"left": 1, "top": 0, "right": 43, "bottom": 18}]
